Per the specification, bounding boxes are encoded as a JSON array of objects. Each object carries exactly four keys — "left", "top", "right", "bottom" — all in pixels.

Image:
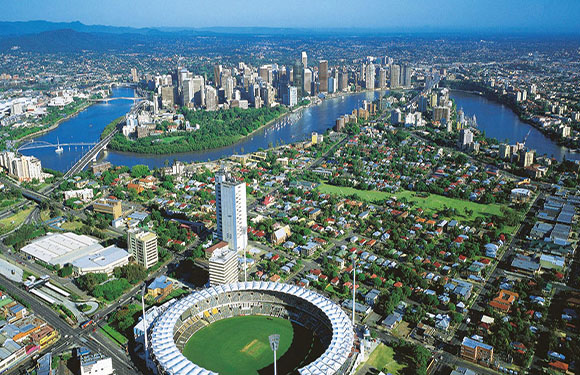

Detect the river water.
[
  {"left": 450, "top": 90, "right": 577, "bottom": 161},
  {"left": 23, "top": 88, "right": 385, "bottom": 171},
  {"left": 22, "top": 88, "right": 575, "bottom": 172},
  {"left": 20, "top": 87, "right": 138, "bottom": 171}
]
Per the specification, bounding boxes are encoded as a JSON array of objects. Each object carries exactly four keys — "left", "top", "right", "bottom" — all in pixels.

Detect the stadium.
[{"left": 149, "top": 281, "right": 355, "bottom": 375}]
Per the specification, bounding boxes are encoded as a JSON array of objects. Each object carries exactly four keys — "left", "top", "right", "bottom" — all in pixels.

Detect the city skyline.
[{"left": 2, "top": 0, "right": 580, "bottom": 34}]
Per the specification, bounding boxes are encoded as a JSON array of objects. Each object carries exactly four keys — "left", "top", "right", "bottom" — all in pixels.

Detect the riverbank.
[
  {"left": 108, "top": 106, "right": 289, "bottom": 155},
  {"left": 12, "top": 101, "right": 93, "bottom": 146},
  {"left": 104, "top": 89, "right": 383, "bottom": 157},
  {"left": 445, "top": 80, "right": 575, "bottom": 150}
]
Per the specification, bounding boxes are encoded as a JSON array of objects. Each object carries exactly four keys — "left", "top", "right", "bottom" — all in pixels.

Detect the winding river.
[
  {"left": 21, "top": 87, "right": 576, "bottom": 172},
  {"left": 450, "top": 90, "right": 578, "bottom": 161}
]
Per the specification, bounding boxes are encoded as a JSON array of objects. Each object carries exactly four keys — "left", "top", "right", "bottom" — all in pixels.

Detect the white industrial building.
[{"left": 20, "top": 232, "right": 130, "bottom": 275}]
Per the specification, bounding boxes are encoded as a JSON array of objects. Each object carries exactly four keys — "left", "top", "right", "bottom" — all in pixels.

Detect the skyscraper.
[
  {"left": 390, "top": 64, "right": 400, "bottom": 88},
  {"left": 127, "top": 229, "right": 158, "bottom": 269},
  {"left": 292, "top": 60, "right": 304, "bottom": 98},
  {"left": 303, "top": 68, "right": 312, "bottom": 96},
  {"left": 319, "top": 60, "right": 329, "bottom": 93},
  {"left": 365, "top": 63, "right": 375, "bottom": 90},
  {"left": 213, "top": 64, "right": 222, "bottom": 87},
  {"left": 131, "top": 68, "right": 138, "bottom": 83},
  {"left": 301, "top": 51, "right": 308, "bottom": 67},
  {"left": 338, "top": 70, "right": 348, "bottom": 92},
  {"left": 192, "top": 75, "right": 205, "bottom": 106},
  {"left": 224, "top": 76, "right": 235, "bottom": 101},
  {"left": 378, "top": 68, "right": 387, "bottom": 89},
  {"left": 283, "top": 86, "right": 298, "bottom": 106},
  {"left": 209, "top": 248, "right": 239, "bottom": 286},
  {"left": 182, "top": 79, "right": 194, "bottom": 106},
  {"left": 402, "top": 64, "right": 412, "bottom": 87},
  {"left": 205, "top": 85, "right": 218, "bottom": 110},
  {"left": 215, "top": 170, "right": 248, "bottom": 253}
]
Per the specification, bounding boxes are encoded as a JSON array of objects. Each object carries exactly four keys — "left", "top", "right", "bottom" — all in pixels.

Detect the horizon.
[{"left": 2, "top": 0, "right": 580, "bottom": 35}]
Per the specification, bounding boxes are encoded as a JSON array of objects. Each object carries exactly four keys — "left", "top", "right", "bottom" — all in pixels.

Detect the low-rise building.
[
  {"left": 93, "top": 198, "right": 122, "bottom": 219},
  {"left": 460, "top": 336, "right": 494, "bottom": 364}
]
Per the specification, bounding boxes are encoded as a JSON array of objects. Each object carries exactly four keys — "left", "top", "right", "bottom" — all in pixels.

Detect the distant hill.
[
  {"left": 0, "top": 20, "right": 158, "bottom": 36},
  {"left": 0, "top": 29, "right": 152, "bottom": 53}
]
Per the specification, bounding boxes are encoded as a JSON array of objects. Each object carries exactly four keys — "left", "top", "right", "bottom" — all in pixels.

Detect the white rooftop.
[{"left": 21, "top": 232, "right": 100, "bottom": 265}]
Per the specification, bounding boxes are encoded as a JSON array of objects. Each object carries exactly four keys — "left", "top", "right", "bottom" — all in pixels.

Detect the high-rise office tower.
[
  {"left": 161, "top": 86, "right": 176, "bottom": 108},
  {"left": 283, "top": 86, "right": 298, "bottom": 106},
  {"left": 131, "top": 68, "right": 138, "bottom": 83},
  {"left": 418, "top": 96, "right": 429, "bottom": 112},
  {"left": 319, "top": 60, "right": 329, "bottom": 93},
  {"left": 192, "top": 75, "right": 205, "bottom": 106},
  {"left": 365, "top": 63, "right": 375, "bottom": 89},
  {"left": 182, "top": 79, "right": 194, "bottom": 106},
  {"left": 390, "top": 64, "right": 400, "bottom": 88},
  {"left": 303, "top": 68, "right": 312, "bottom": 96},
  {"left": 328, "top": 77, "right": 336, "bottom": 93},
  {"left": 224, "top": 76, "right": 235, "bottom": 101},
  {"left": 292, "top": 60, "right": 304, "bottom": 98},
  {"left": 402, "top": 64, "right": 412, "bottom": 87},
  {"left": 209, "top": 248, "right": 239, "bottom": 286},
  {"left": 259, "top": 66, "right": 271, "bottom": 83},
  {"left": 301, "top": 51, "right": 308, "bottom": 67},
  {"left": 213, "top": 64, "right": 222, "bottom": 87},
  {"left": 205, "top": 86, "right": 218, "bottom": 110},
  {"left": 152, "top": 94, "right": 159, "bottom": 114},
  {"left": 127, "top": 229, "right": 158, "bottom": 269},
  {"left": 378, "top": 68, "right": 387, "bottom": 89},
  {"left": 338, "top": 70, "right": 348, "bottom": 91},
  {"left": 215, "top": 170, "right": 248, "bottom": 253}
]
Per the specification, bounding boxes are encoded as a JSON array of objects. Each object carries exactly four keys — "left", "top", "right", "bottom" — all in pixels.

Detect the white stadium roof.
[{"left": 150, "top": 281, "right": 354, "bottom": 375}]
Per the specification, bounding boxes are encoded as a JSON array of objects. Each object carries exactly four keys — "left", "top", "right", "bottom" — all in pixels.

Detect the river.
[
  {"left": 24, "top": 88, "right": 575, "bottom": 172},
  {"left": 20, "top": 87, "right": 138, "bottom": 171},
  {"left": 450, "top": 90, "right": 578, "bottom": 161},
  {"left": 23, "top": 88, "right": 385, "bottom": 171}
]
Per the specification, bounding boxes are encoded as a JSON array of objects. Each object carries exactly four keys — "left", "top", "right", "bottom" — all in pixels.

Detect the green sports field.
[{"left": 182, "top": 315, "right": 325, "bottom": 375}]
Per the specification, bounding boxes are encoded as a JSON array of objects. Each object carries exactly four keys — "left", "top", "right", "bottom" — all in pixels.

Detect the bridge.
[
  {"left": 63, "top": 128, "right": 119, "bottom": 179},
  {"left": 17, "top": 140, "right": 97, "bottom": 152},
  {"left": 405, "top": 74, "right": 441, "bottom": 110},
  {"left": 89, "top": 97, "right": 146, "bottom": 103}
]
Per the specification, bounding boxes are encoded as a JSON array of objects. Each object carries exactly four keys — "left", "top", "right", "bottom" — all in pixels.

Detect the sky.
[{"left": 2, "top": 0, "right": 580, "bottom": 33}]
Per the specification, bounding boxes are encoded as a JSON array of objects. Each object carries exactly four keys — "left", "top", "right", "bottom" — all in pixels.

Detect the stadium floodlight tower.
[
  {"left": 141, "top": 284, "right": 150, "bottom": 369},
  {"left": 269, "top": 334, "right": 280, "bottom": 375},
  {"left": 351, "top": 255, "right": 356, "bottom": 326}
]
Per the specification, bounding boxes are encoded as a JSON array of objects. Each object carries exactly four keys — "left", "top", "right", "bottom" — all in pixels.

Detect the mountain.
[{"left": 0, "top": 20, "right": 159, "bottom": 36}]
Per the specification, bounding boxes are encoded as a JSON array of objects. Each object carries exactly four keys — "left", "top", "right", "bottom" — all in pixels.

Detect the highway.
[{"left": 64, "top": 128, "right": 119, "bottom": 179}]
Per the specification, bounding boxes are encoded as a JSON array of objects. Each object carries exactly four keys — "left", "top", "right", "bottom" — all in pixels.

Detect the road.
[{"left": 0, "top": 273, "right": 137, "bottom": 375}]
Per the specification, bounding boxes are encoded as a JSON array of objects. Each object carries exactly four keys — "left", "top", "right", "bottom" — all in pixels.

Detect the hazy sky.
[{"left": 2, "top": 0, "right": 580, "bottom": 33}]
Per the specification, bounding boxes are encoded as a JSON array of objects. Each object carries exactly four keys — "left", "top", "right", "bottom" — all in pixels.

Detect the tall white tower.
[{"left": 215, "top": 169, "right": 248, "bottom": 253}]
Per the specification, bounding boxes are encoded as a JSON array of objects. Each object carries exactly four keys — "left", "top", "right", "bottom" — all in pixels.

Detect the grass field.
[
  {"left": 0, "top": 207, "right": 34, "bottom": 234},
  {"left": 183, "top": 316, "right": 325, "bottom": 375},
  {"left": 100, "top": 323, "right": 128, "bottom": 345},
  {"left": 60, "top": 220, "right": 84, "bottom": 231},
  {"left": 318, "top": 183, "right": 505, "bottom": 222},
  {"left": 365, "top": 344, "right": 406, "bottom": 375}
]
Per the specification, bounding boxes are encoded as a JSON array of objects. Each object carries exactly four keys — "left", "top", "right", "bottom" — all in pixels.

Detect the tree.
[{"left": 131, "top": 164, "right": 150, "bottom": 178}]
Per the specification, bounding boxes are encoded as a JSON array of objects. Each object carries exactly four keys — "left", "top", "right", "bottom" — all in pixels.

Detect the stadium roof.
[{"left": 150, "top": 281, "right": 354, "bottom": 375}]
